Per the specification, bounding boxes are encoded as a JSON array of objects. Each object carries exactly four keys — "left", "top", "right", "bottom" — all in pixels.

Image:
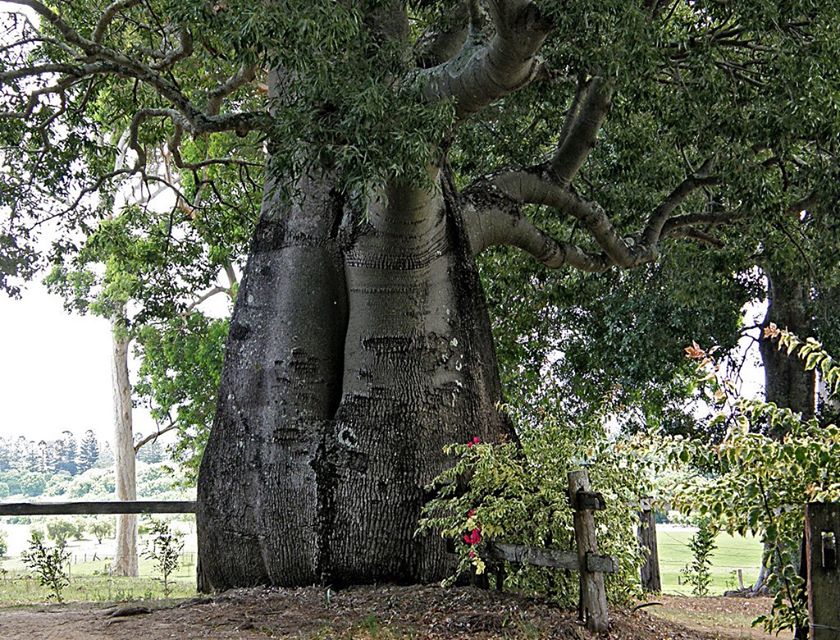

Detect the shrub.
[
  {"left": 419, "top": 409, "right": 662, "bottom": 605},
  {"left": 142, "top": 519, "right": 184, "bottom": 597},
  {"left": 21, "top": 533, "right": 70, "bottom": 602},
  {"left": 680, "top": 519, "right": 716, "bottom": 596}
]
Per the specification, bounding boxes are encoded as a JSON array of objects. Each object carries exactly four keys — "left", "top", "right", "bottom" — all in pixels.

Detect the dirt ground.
[{"left": 0, "top": 585, "right": 777, "bottom": 640}]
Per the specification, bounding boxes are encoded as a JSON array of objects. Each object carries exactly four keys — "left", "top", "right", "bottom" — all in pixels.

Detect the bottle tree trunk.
[
  {"left": 196, "top": 164, "right": 510, "bottom": 590},
  {"left": 111, "top": 322, "right": 138, "bottom": 577}
]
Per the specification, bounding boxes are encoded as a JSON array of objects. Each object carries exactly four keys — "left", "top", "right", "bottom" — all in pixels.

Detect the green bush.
[
  {"left": 21, "top": 533, "right": 70, "bottom": 602},
  {"left": 46, "top": 519, "right": 85, "bottom": 546},
  {"left": 419, "top": 409, "right": 661, "bottom": 605},
  {"left": 674, "top": 330, "right": 840, "bottom": 634}
]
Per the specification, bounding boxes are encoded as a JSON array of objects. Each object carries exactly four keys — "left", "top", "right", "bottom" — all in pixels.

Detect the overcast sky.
[{"left": 0, "top": 282, "right": 156, "bottom": 443}]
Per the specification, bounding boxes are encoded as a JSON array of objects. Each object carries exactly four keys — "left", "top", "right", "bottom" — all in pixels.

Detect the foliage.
[
  {"left": 46, "top": 520, "right": 86, "bottom": 547},
  {"left": 419, "top": 406, "right": 663, "bottom": 605},
  {"left": 90, "top": 520, "right": 115, "bottom": 545},
  {"left": 21, "top": 533, "right": 71, "bottom": 602},
  {"left": 674, "top": 331, "right": 840, "bottom": 634},
  {"left": 135, "top": 313, "right": 228, "bottom": 482},
  {"left": 142, "top": 519, "right": 184, "bottom": 598},
  {"left": 680, "top": 519, "right": 717, "bottom": 597},
  {"left": 0, "top": 530, "right": 7, "bottom": 558}
]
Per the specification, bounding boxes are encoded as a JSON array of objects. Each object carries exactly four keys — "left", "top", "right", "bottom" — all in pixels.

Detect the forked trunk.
[
  {"left": 111, "top": 323, "right": 138, "bottom": 577},
  {"left": 196, "top": 168, "right": 509, "bottom": 590}
]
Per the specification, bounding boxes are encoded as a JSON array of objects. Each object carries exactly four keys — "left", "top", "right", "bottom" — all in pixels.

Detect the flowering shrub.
[{"left": 418, "top": 412, "right": 663, "bottom": 605}]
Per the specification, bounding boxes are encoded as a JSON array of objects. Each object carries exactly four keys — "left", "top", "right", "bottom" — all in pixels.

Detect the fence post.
[
  {"left": 568, "top": 470, "right": 609, "bottom": 633},
  {"left": 805, "top": 502, "right": 840, "bottom": 640},
  {"left": 638, "top": 497, "right": 661, "bottom": 592}
]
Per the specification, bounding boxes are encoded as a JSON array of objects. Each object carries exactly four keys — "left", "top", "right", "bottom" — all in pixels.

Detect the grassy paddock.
[
  {"left": 656, "top": 526, "right": 763, "bottom": 595},
  {"left": 0, "top": 519, "right": 198, "bottom": 605}
]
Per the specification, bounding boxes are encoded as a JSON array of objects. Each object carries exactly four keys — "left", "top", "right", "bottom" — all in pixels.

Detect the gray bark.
[
  {"left": 196, "top": 162, "right": 510, "bottom": 589},
  {"left": 111, "top": 322, "right": 138, "bottom": 577},
  {"left": 758, "top": 269, "right": 816, "bottom": 425}
]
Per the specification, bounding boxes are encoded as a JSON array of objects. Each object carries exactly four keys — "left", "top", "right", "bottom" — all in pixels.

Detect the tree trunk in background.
[
  {"left": 758, "top": 269, "right": 816, "bottom": 425},
  {"left": 111, "top": 322, "right": 138, "bottom": 577},
  {"left": 754, "top": 267, "right": 814, "bottom": 598},
  {"left": 196, "top": 168, "right": 511, "bottom": 590}
]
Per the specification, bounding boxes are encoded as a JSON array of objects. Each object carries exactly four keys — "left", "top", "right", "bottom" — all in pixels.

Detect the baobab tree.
[{"left": 1, "top": 0, "right": 838, "bottom": 590}]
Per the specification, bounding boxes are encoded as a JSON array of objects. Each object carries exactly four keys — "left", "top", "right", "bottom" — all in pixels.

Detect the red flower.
[
  {"left": 467, "top": 509, "right": 476, "bottom": 518},
  {"left": 468, "top": 550, "right": 476, "bottom": 559},
  {"left": 463, "top": 527, "right": 482, "bottom": 546},
  {"left": 467, "top": 436, "right": 481, "bottom": 448}
]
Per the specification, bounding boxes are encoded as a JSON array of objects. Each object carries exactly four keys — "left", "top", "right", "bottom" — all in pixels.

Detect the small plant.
[
  {"left": 680, "top": 519, "right": 717, "bottom": 596},
  {"left": 142, "top": 519, "right": 184, "bottom": 597},
  {"left": 0, "top": 529, "right": 7, "bottom": 557},
  {"left": 90, "top": 519, "right": 115, "bottom": 544},
  {"left": 21, "top": 532, "right": 71, "bottom": 602}
]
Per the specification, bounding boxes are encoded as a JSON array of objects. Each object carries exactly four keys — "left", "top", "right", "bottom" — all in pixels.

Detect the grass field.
[
  {"left": 656, "top": 525, "right": 764, "bottom": 595},
  {"left": 0, "top": 519, "right": 198, "bottom": 604},
  {"left": 0, "top": 522, "right": 763, "bottom": 604}
]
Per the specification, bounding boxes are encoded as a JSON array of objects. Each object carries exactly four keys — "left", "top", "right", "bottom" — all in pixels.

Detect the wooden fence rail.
[
  {"left": 0, "top": 501, "right": 196, "bottom": 516},
  {"left": 457, "top": 470, "right": 614, "bottom": 633}
]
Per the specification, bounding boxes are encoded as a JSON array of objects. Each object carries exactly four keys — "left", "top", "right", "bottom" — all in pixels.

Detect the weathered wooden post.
[
  {"left": 805, "top": 502, "right": 840, "bottom": 640},
  {"left": 638, "top": 497, "right": 661, "bottom": 592},
  {"left": 568, "top": 470, "right": 610, "bottom": 633}
]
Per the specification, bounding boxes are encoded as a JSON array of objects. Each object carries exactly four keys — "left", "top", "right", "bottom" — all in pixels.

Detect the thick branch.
[
  {"left": 488, "top": 169, "right": 659, "bottom": 268},
  {"left": 550, "top": 76, "right": 613, "bottom": 188},
  {"left": 640, "top": 157, "right": 718, "bottom": 245},
  {"left": 93, "top": 0, "right": 143, "bottom": 43},
  {"left": 418, "top": 0, "right": 551, "bottom": 117},
  {"left": 462, "top": 185, "right": 611, "bottom": 271},
  {"left": 414, "top": 2, "right": 470, "bottom": 68}
]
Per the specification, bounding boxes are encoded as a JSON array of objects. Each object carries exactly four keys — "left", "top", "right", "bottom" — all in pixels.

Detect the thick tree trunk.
[
  {"left": 111, "top": 323, "right": 138, "bottom": 577},
  {"left": 196, "top": 167, "right": 509, "bottom": 590}
]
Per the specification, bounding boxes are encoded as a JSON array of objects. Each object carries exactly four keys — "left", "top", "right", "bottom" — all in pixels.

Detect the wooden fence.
[
  {"left": 0, "top": 501, "right": 196, "bottom": 516},
  {"left": 462, "top": 470, "right": 615, "bottom": 633},
  {"left": 805, "top": 502, "right": 840, "bottom": 640}
]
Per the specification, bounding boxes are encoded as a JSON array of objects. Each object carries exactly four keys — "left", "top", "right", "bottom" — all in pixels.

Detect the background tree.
[
  {"left": 2, "top": 0, "right": 839, "bottom": 590},
  {"left": 77, "top": 430, "right": 100, "bottom": 473}
]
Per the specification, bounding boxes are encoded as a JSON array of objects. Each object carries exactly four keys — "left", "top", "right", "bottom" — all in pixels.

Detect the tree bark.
[
  {"left": 111, "top": 321, "right": 138, "bottom": 577},
  {"left": 754, "top": 267, "right": 814, "bottom": 602},
  {"left": 196, "top": 165, "right": 510, "bottom": 590},
  {"left": 758, "top": 268, "right": 816, "bottom": 427}
]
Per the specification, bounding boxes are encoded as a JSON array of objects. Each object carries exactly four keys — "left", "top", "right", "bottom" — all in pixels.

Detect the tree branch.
[
  {"left": 549, "top": 76, "right": 613, "bottom": 188},
  {"left": 418, "top": 0, "right": 551, "bottom": 118},
  {"left": 462, "top": 184, "right": 611, "bottom": 271},
  {"left": 134, "top": 421, "right": 177, "bottom": 453},
  {"left": 93, "top": 0, "right": 143, "bottom": 43},
  {"left": 640, "top": 157, "right": 719, "bottom": 245}
]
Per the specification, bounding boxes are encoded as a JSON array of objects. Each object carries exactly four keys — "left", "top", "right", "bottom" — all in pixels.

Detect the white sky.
[{"left": 0, "top": 282, "right": 156, "bottom": 443}]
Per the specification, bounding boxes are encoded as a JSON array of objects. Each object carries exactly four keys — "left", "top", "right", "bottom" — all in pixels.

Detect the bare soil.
[{"left": 0, "top": 585, "right": 773, "bottom": 639}]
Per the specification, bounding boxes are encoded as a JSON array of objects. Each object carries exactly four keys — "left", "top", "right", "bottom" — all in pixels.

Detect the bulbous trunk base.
[{"left": 197, "top": 176, "right": 508, "bottom": 590}]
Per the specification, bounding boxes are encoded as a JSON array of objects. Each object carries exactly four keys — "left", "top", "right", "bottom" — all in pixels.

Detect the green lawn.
[
  {"left": 0, "top": 554, "right": 197, "bottom": 604},
  {"left": 656, "top": 526, "right": 763, "bottom": 595}
]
